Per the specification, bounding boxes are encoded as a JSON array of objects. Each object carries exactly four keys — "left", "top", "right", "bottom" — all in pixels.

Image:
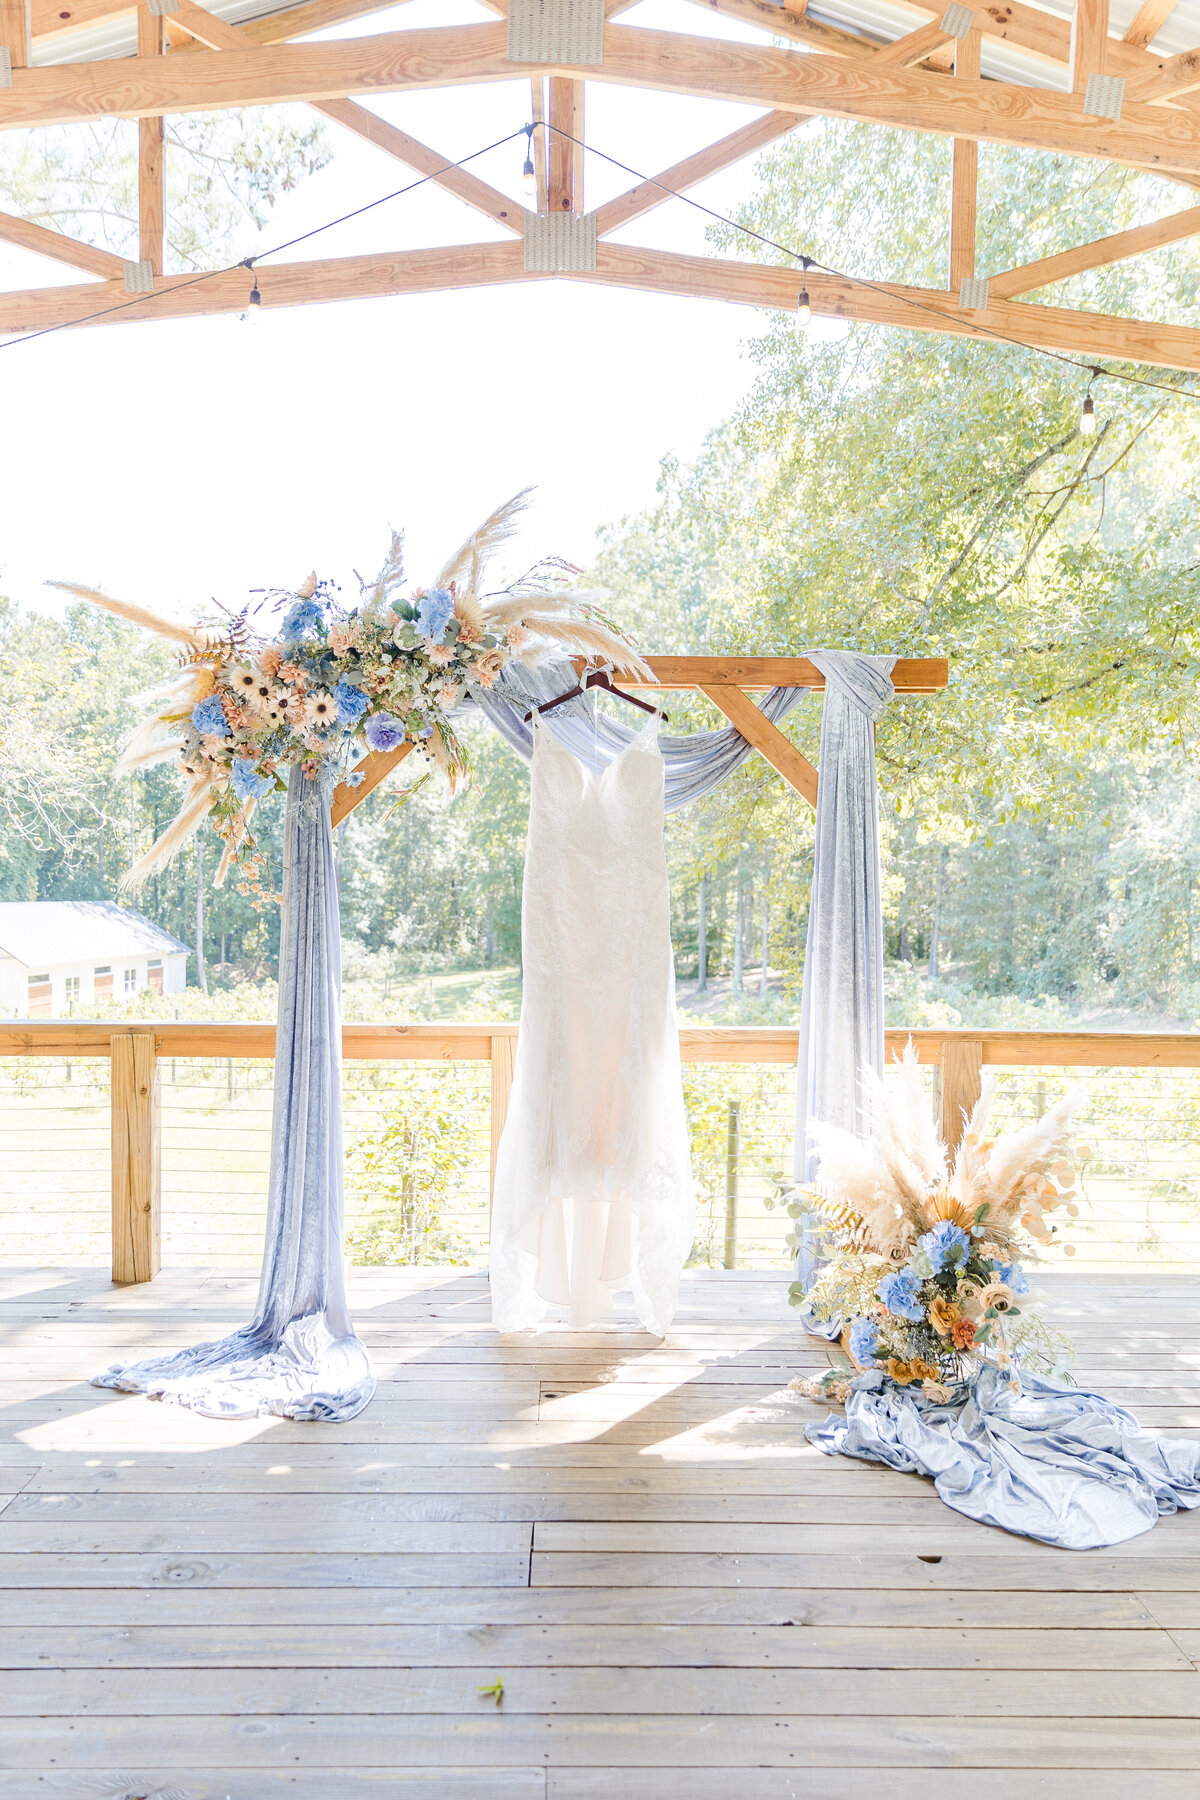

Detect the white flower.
[{"left": 304, "top": 691, "right": 337, "bottom": 729}]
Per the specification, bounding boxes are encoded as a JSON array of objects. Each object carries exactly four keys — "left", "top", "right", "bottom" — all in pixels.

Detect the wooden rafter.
[
  {"left": 949, "top": 29, "right": 979, "bottom": 292},
  {"left": 1122, "top": 0, "right": 1180, "bottom": 49},
  {"left": 870, "top": 21, "right": 955, "bottom": 69},
  {"left": 1071, "top": 0, "right": 1110, "bottom": 93},
  {"left": 6, "top": 24, "right": 1200, "bottom": 185},
  {"left": 0, "top": 0, "right": 29, "bottom": 68},
  {"left": 592, "top": 112, "right": 801, "bottom": 238},
  {"left": 987, "top": 205, "right": 1200, "bottom": 300},
  {"left": 1127, "top": 45, "right": 1200, "bottom": 104},
  {"left": 137, "top": 3, "right": 165, "bottom": 279},
  {"left": 0, "top": 206, "right": 123, "bottom": 278},
  {"left": 169, "top": 0, "right": 528, "bottom": 236},
  {"left": 7, "top": 240, "right": 1200, "bottom": 375}
]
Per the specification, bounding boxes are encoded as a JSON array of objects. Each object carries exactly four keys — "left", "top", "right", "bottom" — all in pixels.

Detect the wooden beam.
[
  {"left": 593, "top": 111, "right": 800, "bottom": 238},
  {"left": 1122, "top": 0, "right": 1179, "bottom": 49},
  {"left": 547, "top": 76, "right": 579, "bottom": 213},
  {"left": 1127, "top": 45, "right": 1200, "bottom": 105},
  {"left": 33, "top": 0, "right": 415, "bottom": 48},
  {"left": 950, "top": 30, "right": 979, "bottom": 291},
  {"left": 675, "top": 0, "right": 885, "bottom": 62},
  {"left": 137, "top": 2, "right": 165, "bottom": 278},
  {"left": 699, "top": 683, "right": 819, "bottom": 807},
  {"left": 6, "top": 23, "right": 1200, "bottom": 184},
  {"left": 1071, "top": 0, "right": 1109, "bottom": 92},
  {"left": 937, "top": 1035, "right": 983, "bottom": 1150},
  {"left": 110, "top": 1028, "right": 160, "bottom": 1285},
  {"left": 987, "top": 203, "right": 1200, "bottom": 298},
  {"left": 169, "top": 0, "right": 527, "bottom": 236},
  {"left": 330, "top": 740, "right": 415, "bottom": 826},
  {"left": 0, "top": 206, "right": 123, "bottom": 277},
  {"left": 530, "top": 76, "right": 546, "bottom": 214},
  {"left": 871, "top": 21, "right": 954, "bottom": 67},
  {"left": 0, "top": 0, "right": 29, "bottom": 67}
]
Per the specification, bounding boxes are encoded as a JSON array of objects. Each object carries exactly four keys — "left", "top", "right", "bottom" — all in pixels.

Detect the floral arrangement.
[
  {"left": 790, "top": 1049, "right": 1081, "bottom": 1405},
  {"left": 53, "top": 493, "right": 649, "bottom": 899}
]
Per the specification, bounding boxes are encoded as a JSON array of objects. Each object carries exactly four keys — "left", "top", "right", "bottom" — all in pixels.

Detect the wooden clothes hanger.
[{"left": 522, "top": 666, "right": 668, "bottom": 725}]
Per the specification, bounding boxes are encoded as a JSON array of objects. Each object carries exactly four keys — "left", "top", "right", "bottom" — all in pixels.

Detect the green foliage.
[
  {"left": 345, "top": 1065, "right": 482, "bottom": 1265},
  {"left": 0, "top": 113, "right": 328, "bottom": 271}
]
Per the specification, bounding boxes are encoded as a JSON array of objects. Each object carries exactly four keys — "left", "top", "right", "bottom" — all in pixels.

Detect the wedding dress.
[{"left": 489, "top": 716, "right": 694, "bottom": 1335}]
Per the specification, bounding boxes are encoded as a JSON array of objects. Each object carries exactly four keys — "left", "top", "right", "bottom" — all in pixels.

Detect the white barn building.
[{"left": 0, "top": 902, "right": 191, "bottom": 1018}]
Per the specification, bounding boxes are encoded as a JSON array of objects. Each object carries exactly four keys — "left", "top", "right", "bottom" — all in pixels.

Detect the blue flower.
[
  {"left": 332, "top": 680, "right": 369, "bottom": 725},
  {"left": 417, "top": 587, "right": 455, "bottom": 642},
  {"left": 280, "top": 596, "right": 324, "bottom": 642},
  {"left": 994, "top": 1260, "right": 1029, "bottom": 1295},
  {"left": 230, "top": 759, "right": 274, "bottom": 803},
  {"left": 190, "top": 694, "right": 230, "bottom": 738},
  {"left": 363, "top": 712, "right": 407, "bottom": 754},
  {"left": 847, "top": 1315, "right": 880, "bottom": 1367},
  {"left": 878, "top": 1268, "right": 925, "bottom": 1322},
  {"left": 918, "top": 1220, "right": 971, "bottom": 1273}
]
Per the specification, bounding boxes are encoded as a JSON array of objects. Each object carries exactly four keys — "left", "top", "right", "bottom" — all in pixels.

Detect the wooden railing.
[{"left": 4, "top": 1020, "right": 1200, "bottom": 1284}]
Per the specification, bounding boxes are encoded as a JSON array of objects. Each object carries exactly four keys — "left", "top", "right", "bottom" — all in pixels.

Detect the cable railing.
[{"left": 2, "top": 1022, "right": 1200, "bottom": 1281}]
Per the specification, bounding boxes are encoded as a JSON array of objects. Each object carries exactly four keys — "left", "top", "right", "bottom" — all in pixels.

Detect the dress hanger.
[{"left": 522, "top": 666, "right": 668, "bottom": 725}]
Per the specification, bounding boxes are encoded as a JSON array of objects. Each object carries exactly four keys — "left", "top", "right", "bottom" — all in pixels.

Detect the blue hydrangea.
[
  {"left": 230, "top": 759, "right": 274, "bottom": 803},
  {"left": 994, "top": 1260, "right": 1029, "bottom": 1295},
  {"left": 878, "top": 1268, "right": 925, "bottom": 1322},
  {"left": 847, "top": 1315, "right": 880, "bottom": 1367},
  {"left": 417, "top": 587, "right": 455, "bottom": 642},
  {"left": 190, "top": 694, "right": 230, "bottom": 738},
  {"left": 280, "top": 596, "right": 324, "bottom": 641},
  {"left": 363, "top": 712, "right": 407, "bottom": 754},
  {"left": 332, "top": 680, "right": 369, "bottom": 725},
  {"left": 918, "top": 1220, "right": 971, "bottom": 1273}
]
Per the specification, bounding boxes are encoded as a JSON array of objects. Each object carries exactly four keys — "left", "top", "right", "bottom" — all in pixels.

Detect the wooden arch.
[
  {"left": 1, "top": 0, "right": 1200, "bottom": 371},
  {"left": 328, "top": 653, "right": 950, "bottom": 822}
]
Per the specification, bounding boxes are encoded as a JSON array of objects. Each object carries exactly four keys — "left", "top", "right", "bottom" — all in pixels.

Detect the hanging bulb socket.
[
  {"left": 1079, "top": 392, "right": 1096, "bottom": 435},
  {"left": 241, "top": 258, "right": 261, "bottom": 321},
  {"left": 797, "top": 256, "right": 812, "bottom": 326},
  {"left": 522, "top": 123, "right": 537, "bottom": 197}
]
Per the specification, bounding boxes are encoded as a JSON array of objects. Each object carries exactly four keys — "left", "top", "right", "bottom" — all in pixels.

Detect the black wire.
[
  {"left": 534, "top": 119, "right": 1200, "bottom": 411},
  {"left": 0, "top": 128, "right": 527, "bottom": 351}
]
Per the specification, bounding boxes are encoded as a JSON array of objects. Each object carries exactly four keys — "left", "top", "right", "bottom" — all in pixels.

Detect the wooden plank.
[
  {"left": 0, "top": 207, "right": 124, "bottom": 279},
  {"left": 0, "top": 1622, "right": 1183, "bottom": 1670},
  {"left": 1071, "top": 0, "right": 1110, "bottom": 91},
  {"left": 593, "top": 112, "right": 800, "bottom": 238},
  {"left": 4, "top": 1710, "right": 1200, "bottom": 1769},
  {"left": 988, "top": 204, "right": 1200, "bottom": 298},
  {"left": 532, "top": 1549, "right": 1200, "bottom": 1590},
  {"left": 109, "top": 1029, "right": 159, "bottom": 1286},
  {"left": 331, "top": 739, "right": 415, "bottom": 826},
  {"left": 1128, "top": 45, "right": 1200, "bottom": 105},
  {"left": 698, "top": 683, "right": 819, "bottom": 806},
  {"left": 549, "top": 1780, "right": 1200, "bottom": 1800},
  {"left": 871, "top": 21, "right": 955, "bottom": 67},
  {"left": 0, "top": 1552, "right": 532, "bottom": 1587},
  {"left": 137, "top": 2, "right": 165, "bottom": 278},
  {"left": 4, "top": 22, "right": 1200, "bottom": 184},
  {"left": 0, "top": 1775, "right": 541, "bottom": 1800},
  {"left": 0, "top": 0, "right": 29, "bottom": 68},
  {"left": 490, "top": 1027, "right": 517, "bottom": 1207},
  {"left": 547, "top": 76, "right": 580, "bottom": 213},
  {"left": 1122, "top": 0, "right": 1180, "bottom": 49},
  {"left": 950, "top": 30, "right": 979, "bottom": 290},
  {"left": 939, "top": 1034, "right": 983, "bottom": 1148},
  {"left": 31, "top": 0, "right": 417, "bottom": 47}
]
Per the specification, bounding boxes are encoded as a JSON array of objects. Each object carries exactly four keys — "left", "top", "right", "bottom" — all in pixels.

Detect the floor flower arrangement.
[
  {"left": 53, "top": 492, "right": 648, "bottom": 896},
  {"left": 790, "top": 1048, "right": 1080, "bottom": 1404}
]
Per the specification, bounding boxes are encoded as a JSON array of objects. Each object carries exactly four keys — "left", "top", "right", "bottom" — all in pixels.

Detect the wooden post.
[
  {"left": 723, "top": 1098, "right": 740, "bottom": 1269},
  {"left": 547, "top": 77, "right": 580, "bottom": 212},
  {"left": 138, "top": 3, "right": 166, "bottom": 276},
  {"left": 111, "top": 1030, "right": 161, "bottom": 1284},
  {"left": 937, "top": 1037, "right": 983, "bottom": 1152},
  {"left": 949, "top": 31, "right": 979, "bottom": 290},
  {"left": 489, "top": 1029, "right": 517, "bottom": 1213},
  {"left": 0, "top": 0, "right": 29, "bottom": 68},
  {"left": 1071, "top": 0, "right": 1110, "bottom": 90}
]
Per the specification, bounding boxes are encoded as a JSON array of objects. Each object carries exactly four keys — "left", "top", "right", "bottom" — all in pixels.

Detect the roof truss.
[{"left": 3, "top": 0, "right": 1200, "bottom": 372}]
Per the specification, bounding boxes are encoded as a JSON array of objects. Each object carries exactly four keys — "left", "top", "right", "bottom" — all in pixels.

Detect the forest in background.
[{"left": 4, "top": 119, "right": 1200, "bottom": 1031}]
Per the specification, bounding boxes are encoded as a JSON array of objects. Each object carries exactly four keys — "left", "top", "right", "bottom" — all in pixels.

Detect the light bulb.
[
  {"left": 522, "top": 156, "right": 536, "bottom": 195},
  {"left": 1080, "top": 393, "right": 1096, "bottom": 435},
  {"left": 797, "top": 285, "right": 811, "bottom": 326}
]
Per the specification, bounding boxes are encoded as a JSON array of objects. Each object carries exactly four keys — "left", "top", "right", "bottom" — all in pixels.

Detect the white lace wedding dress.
[{"left": 489, "top": 717, "right": 694, "bottom": 1335}]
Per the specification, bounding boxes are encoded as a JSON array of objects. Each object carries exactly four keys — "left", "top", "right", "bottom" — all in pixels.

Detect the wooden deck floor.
[{"left": 1, "top": 1267, "right": 1200, "bottom": 1796}]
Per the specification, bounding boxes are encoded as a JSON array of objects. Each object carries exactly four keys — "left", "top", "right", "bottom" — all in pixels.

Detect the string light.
[
  {"left": 797, "top": 255, "right": 812, "bottom": 327},
  {"left": 1080, "top": 368, "right": 1101, "bottom": 435},
  {"left": 521, "top": 123, "right": 536, "bottom": 197},
  {"left": 241, "top": 257, "right": 262, "bottom": 322}
]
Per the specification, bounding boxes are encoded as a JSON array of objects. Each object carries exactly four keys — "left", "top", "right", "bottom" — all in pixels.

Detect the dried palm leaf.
[
  {"left": 436, "top": 489, "right": 532, "bottom": 596},
  {"left": 48, "top": 581, "right": 212, "bottom": 653}
]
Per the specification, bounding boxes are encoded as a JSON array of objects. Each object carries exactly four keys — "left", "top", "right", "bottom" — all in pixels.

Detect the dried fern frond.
[
  {"left": 120, "top": 780, "right": 215, "bottom": 893},
  {"left": 436, "top": 489, "right": 532, "bottom": 597},
  {"left": 48, "top": 582, "right": 213, "bottom": 653},
  {"left": 793, "top": 1185, "right": 866, "bottom": 1234}
]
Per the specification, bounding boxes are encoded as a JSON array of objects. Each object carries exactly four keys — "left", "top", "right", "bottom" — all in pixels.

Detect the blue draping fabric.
[
  {"left": 91, "top": 765, "right": 375, "bottom": 1421},
  {"left": 806, "top": 1364, "right": 1200, "bottom": 1549},
  {"left": 466, "top": 658, "right": 806, "bottom": 812},
  {"left": 790, "top": 651, "right": 896, "bottom": 1330}
]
